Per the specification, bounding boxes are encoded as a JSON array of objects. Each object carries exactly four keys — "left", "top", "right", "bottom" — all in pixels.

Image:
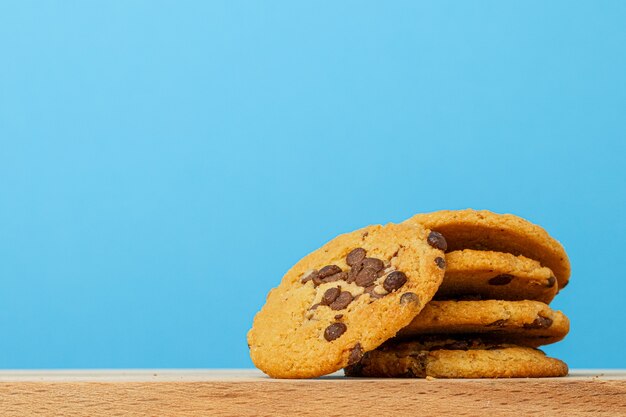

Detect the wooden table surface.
[{"left": 1, "top": 369, "right": 624, "bottom": 416}]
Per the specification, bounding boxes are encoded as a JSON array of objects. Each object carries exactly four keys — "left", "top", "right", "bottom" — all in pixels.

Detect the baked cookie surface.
[
  {"left": 398, "top": 300, "right": 569, "bottom": 347},
  {"left": 436, "top": 249, "right": 558, "bottom": 303},
  {"left": 404, "top": 209, "right": 571, "bottom": 289},
  {"left": 344, "top": 337, "right": 568, "bottom": 378},
  {"left": 247, "top": 223, "right": 446, "bottom": 378}
]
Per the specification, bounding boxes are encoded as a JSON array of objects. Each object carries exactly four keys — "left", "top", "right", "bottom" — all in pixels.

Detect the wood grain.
[{"left": 1, "top": 370, "right": 625, "bottom": 416}]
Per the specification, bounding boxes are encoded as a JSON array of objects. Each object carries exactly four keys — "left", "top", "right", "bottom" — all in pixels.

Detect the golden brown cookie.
[
  {"left": 344, "top": 337, "right": 568, "bottom": 378},
  {"left": 404, "top": 209, "right": 571, "bottom": 289},
  {"left": 247, "top": 223, "right": 446, "bottom": 378},
  {"left": 397, "top": 300, "right": 569, "bottom": 347},
  {"left": 436, "top": 250, "right": 558, "bottom": 303}
]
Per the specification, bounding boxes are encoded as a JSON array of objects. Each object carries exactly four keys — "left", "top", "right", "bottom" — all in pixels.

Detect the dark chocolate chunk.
[
  {"left": 346, "top": 248, "right": 366, "bottom": 267},
  {"left": 435, "top": 257, "right": 446, "bottom": 269},
  {"left": 348, "top": 343, "right": 364, "bottom": 365},
  {"left": 488, "top": 274, "right": 513, "bottom": 286},
  {"left": 427, "top": 231, "right": 448, "bottom": 251},
  {"left": 546, "top": 276, "right": 556, "bottom": 288},
  {"left": 362, "top": 257, "right": 384, "bottom": 272},
  {"left": 330, "top": 291, "right": 354, "bottom": 310},
  {"left": 309, "top": 303, "right": 320, "bottom": 310},
  {"left": 318, "top": 265, "right": 342, "bottom": 279},
  {"left": 334, "top": 314, "right": 344, "bottom": 320},
  {"left": 324, "top": 322, "right": 347, "bottom": 341},
  {"left": 400, "top": 292, "right": 420, "bottom": 305},
  {"left": 355, "top": 267, "right": 378, "bottom": 287},
  {"left": 301, "top": 270, "right": 318, "bottom": 284},
  {"left": 321, "top": 287, "right": 340, "bottom": 305},
  {"left": 523, "top": 316, "right": 553, "bottom": 329},
  {"left": 383, "top": 271, "right": 407, "bottom": 292}
]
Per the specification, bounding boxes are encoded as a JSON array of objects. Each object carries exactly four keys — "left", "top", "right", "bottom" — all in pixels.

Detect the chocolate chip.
[
  {"left": 383, "top": 271, "right": 407, "bottom": 292},
  {"left": 323, "top": 271, "right": 348, "bottom": 283},
  {"left": 312, "top": 274, "right": 325, "bottom": 287},
  {"left": 434, "top": 257, "right": 446, "bottom": 269},
  {"left": 301, "top": 270, "right": 318, "bottom": 284},
  {"left": 487, "top": 319, "right": 508, "bottom": 327},
  {"left": 546, "top": 276, "right": 556, "bottom": 288},
  {"left": 365, "top": 285, "right": 384, "bottom": 299},
  {"left": 321, "top": 287, "right": 340, "bottom": 305},
  {"left": 318, "top": 265, "right": 342, "bottom": 279},
  {"left": 400, "top": 292, "right": 420, "bottom": 305},
  {"left": 524, "top": 316, "right": 553, "bottom": 329},
  {"left": 330, "top": 291, "right": 354, "bottom": 310},
  {"left": 362, "top": 257, "right": 384, "bottom": 272},
  {"left": 348, "top": 343, "right": 364, "bottom": 365},
  {"left": 488, "top": 274, "right": 513, "bottom": 286},
  {"left": 334, "top": 314, "right": 344, "bottom": 320},
  {"left": 309, "top": 303, "right": 320, "bottom": 310},
  {"left": 347, "top": 261, "right": 363, "bottom": 282},
  {"left": 324, "top": 322, "right": 347, "bottom": 341},
  {"left": 427, "top": 231, "right": 448, "bottom": 251},
  {"left": 346, "top": 248, "right": 366, "bottom": 267},
  {"left": 355, "top": 267, "right": 378, "bottom": 287}
]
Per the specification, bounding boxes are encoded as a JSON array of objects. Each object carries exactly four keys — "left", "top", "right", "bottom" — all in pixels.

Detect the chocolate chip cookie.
[
  {"left": 436, "top": 250, "right": 558, "bottom": 303},
  {"left": 247, "top": 223, "right": 446, "bottom": 378},
  {"left": 344, "top": 337, "right": 568, "bottom": 378},
  {"left": 398, "top": 300, "right": 569, "bottom": 347},
  {"left": 404, "top": 209, "right": 571, "bottom": 289}
]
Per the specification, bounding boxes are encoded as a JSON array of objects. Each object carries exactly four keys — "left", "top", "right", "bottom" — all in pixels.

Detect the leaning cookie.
[
  {"left": 397, "top": 300, "right": 569, "bottom": 347},
  {"left": 436, "top": 250, "right": 558, "bottom": 303},
  {"left": 404, "top": 209, "right": 571, "bottom": 289},
  {"left": 247, "top": 223, "right": 447, "bottom": 378},
  {"left": 344, "top": 338, "right": 568, "bottom": 378}
]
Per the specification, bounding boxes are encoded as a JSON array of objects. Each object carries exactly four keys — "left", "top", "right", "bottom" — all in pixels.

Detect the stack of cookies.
[{"left": 248, "top": 209, "right": 570, "bottom": 378}]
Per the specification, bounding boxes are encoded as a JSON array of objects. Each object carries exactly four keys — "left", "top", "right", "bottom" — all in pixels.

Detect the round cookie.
[
  {"left": 247, "top": 223, "right": 447, "bottom": 378},
  {"left": 344, "top": 338, "right": 568, "bottom": 378},
  {"left": 404, "top": 209, "right": 571, "bottom": 289},
  {"left": 436, "top": 250, "right": 558, "bottom": 303},
  {"left": 398, "top": 300, "right": 569, "bottom": 347}
]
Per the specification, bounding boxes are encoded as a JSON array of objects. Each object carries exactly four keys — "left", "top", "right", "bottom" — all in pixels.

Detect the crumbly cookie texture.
[
  {"left": 436, "top": 250, "right": 558, "bottom": 303},
  {"left": 404, "top": 209, "right": 571, "bottom": 289},
  {"left": 398, "top": 300, "right": 569, "bottom": 347},
  {"left": 344, "top": 337, "right": 568, "bottom": 378},
  {"left": 247, "top": 223, "right": 446, "bottom": 378}
]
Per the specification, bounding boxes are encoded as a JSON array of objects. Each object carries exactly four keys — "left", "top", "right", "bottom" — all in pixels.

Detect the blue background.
[{"left": 1, "top": 1, "right": 624, "bottom": 369}]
